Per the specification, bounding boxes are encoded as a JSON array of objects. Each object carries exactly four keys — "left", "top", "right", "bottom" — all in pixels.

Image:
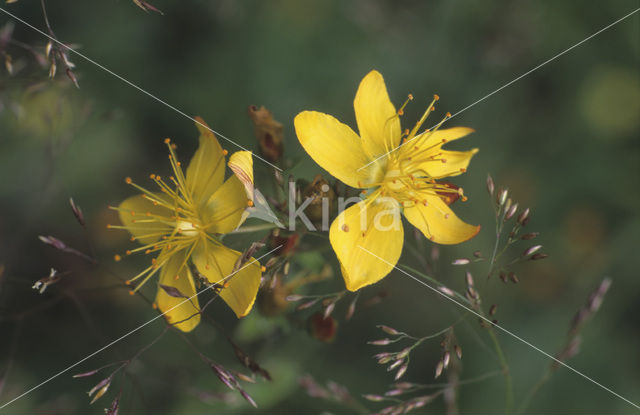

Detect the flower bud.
[{"left": 248, "top": 105, "right": 283, "bottom": 162}]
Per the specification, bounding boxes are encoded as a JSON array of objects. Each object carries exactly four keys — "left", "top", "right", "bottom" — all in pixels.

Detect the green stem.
[
  {"left": 515, "top": 369, "right": 552, "bottom": 415},
  {"left": 488, "top": 326, "right": 513, "bottom": 415},
  {"left": 230, "top": 223, "right": 280, "bottom": 234}
]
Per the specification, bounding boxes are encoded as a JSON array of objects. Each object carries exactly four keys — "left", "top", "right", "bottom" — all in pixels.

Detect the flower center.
[{"left": 176, "top": 220, "right": 200, "bottom": 237}]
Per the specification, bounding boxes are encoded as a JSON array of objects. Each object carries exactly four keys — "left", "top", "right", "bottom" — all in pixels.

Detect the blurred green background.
[{"left": 1, "top": 0, "right": 639, "bottom": 414}]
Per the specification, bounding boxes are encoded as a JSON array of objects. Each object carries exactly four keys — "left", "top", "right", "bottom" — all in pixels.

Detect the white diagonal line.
[
  {"left": 357, "top": 245, "right": 640, "bottom": 409},
  {"left": 358, "top": 7, "right": 640, "bottom": 172},
  {"left": 0, "top": 245, "right": 282, "bottom": 411},
  {"left": 0, "top": 7, "right": 283, "bottom": 172}
]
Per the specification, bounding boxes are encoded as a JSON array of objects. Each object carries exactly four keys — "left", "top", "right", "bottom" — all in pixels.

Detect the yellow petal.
[
  {"left": 426, "top": 149, "right": 478, "bottom": 178},
  {"left": 294, "top": 111, "right": 373, "bottom": 188},
  {"left": 409, "top": 127, "right": 475, "bottom": 150},
  {"left": 202, "top": 175, "right": 248, "bottom": 234},
  {"left": 186, "top": 117, "right": 226, "bottom": 206},
  {"left": 228, "top": 151, "right": 254, "bottom": 200},
  {"left": 403, "top": 195, "right": 480, "bottom": 244},
  {"left": 329, "top": 198, "right": 404, "bottom": 291},
  {"left": 118, "top": 193, "right": 172, "bottom": 245},
  {"left": 354, "top": 70, "right": 402, "bottom": 158},
  {"left": 193, "top": 242, "right": 261, "bottom": 318},
  {"left": 154, "top": 249, "right": 200, "bottom": 332},
  {"left": 405, "top": 127, "right": 477, "bottom": 178}
]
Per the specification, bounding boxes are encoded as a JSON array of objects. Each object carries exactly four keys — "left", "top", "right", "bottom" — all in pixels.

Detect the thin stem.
[
  {"left": 487, "top": 325, "right": 513, "bottom": 414},
  {"left": 515, "top": 369, "right": 552, "bottom": 415}
]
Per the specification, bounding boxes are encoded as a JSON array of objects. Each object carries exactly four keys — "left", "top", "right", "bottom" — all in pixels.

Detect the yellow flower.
[
  {"left": 110, "top": 118, "right": 262, "bottom": 332},
  {"left": 294, "top": 70, "right": 480, "bottom": 291}
]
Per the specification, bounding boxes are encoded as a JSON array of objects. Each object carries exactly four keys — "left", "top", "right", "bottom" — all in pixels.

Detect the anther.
[
  {"left": 222, "top": 149, "right": 228, "bottom": 155},
  {"left": 408, "top": 94, "right": 414, "bottom": 100},
  {"left": 128, "top": 290, "right": 135, "bottom": 296},
  {"left": 398, "top": 108, "right": 404, "bottom": 115},
  {"left": 114, "top": 254, "right": 121, "bottom": 262},
  {"left": 342, "top": 224, "right": 349, "bottom": 232},
  {"left": 150, "top": 174, "right": 156, "bottom": 179},
  {"left": 164, "top": 138, "right": 171, "bottom": 144},
  {"left": 126, "top": 250, "right": 132, "bottom": 255},
  {"left": 125, "top": 177, "right": 132, "bottom": 184},
  {"left": 260, "top": 266, "right": 266, "bottom": 272},
  {"left": 247, "top": 200, "right": 254, "bottom": 207},
  {"left": 106, "top": 224, "right": 112, "bottom": 229},
  {"left": 445, "top": 112, "right": 451, "bottom": 117},
  {"left": 152, "top": 303, "right": 158, "bottom": 309},
  {"left": 433, "top": 94, "right": 440, "bottom": 101},
  {"left": 460, "top": 168, "right": 467, "bottom": 173}
]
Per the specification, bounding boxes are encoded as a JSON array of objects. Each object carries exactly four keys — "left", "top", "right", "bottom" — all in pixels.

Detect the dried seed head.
[
  {"left": 438, "top": 286, "right": 455, "bottom": 297},
  {"left": 454, "top": 344, "right": 462, "bottom": 359},
  {"left": 486, "top": 174, "right": 495, "bottom": 196},
  {"left": 396, "top": 347, "right": 411, "bottom": 360},
  {"left": 434, "top": 360, "right": 444, "bottom": 379},
  {"left": 530, "top": 253, "right": 548, "bottom": 260},
  {"left": 504, "top": 203, "right": 518, "bottom": 221},
  {"left": 497, "top": 188, "right": 508, "bottom": 207},
  {"left": 388, "top": 359, "right": 404, "bottom": 371},
  {"left": 394, "top": 363, "right": 408, "bottom": 380},
  {"left": 323, "top": 302, "right": 335, "bottom": 319},
  {"left": 369, "top": 339, "right": 393, "bottom": 346},
  {"left": 523, "top": 245, "right": 543, "bottom": 257},
  {"left": 363, "top": 394, "right": 385, "bottom": 402},
  {"left": 517, "top": 208, "right": 530, "bottom": 225},
  {"left": 378, "top": 325, "right": 401, "bottom": 336},
  {"left": 442, "top": 351, "right": 451, "bottom": 369},
  {"left": 465, "top": 271, "right": 474, "bottom": 287},
  {"left": 69, "top": 197, "right": 85, "bottom": 226},
  {"left": 374, "top": 352, "right": 394, "bottom": 364},
  {"left": 521, "top": 232, "right": 539, "bottom": 240}
]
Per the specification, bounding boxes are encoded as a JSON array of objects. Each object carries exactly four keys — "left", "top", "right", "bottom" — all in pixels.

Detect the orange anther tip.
[
  {"left": 398, "top": 109, "right": 404, "bottom": 115},
  {"left": 260, "top": 266, "right": 266, "bottom": 272},
  {"left": 152, "top": 303, "right": 158, "bottom": 309},
  {"left": 128, "top": 290, "right": 135, "bottom": 296},
  {"left": 164, "top": 138, "right": 171, "bottom": 144},
  {"left": 408, "top": 93, "right": 414, "bottom": 100},
  {"left": 106, "top": 224, "right": 112, "bottom": 229},
  {"left": 125, "top": 280, "right": 131, "bottom": 285},
  {"left": 446, "top": 112, "right": 451, "bottom": 117},
  {"left": 150, "top": 174, "right": 156, "bottom": 179},
  {"left": 434, "top": 94, "right": 440, "bottom": 101},
  {"left": 431, "top": 106, "right": 436, "bottom": 111},
  {"left": 130, "top": 237, "right": 135, "bottom": 241},
  {"left": 222, "top": 149, "right": 229, "bottom": 155},
  {"left": 126, "top": 250, "right": 132, "bottom": 255},
  {"left": 247, "top": 200, "right": 254, "bottom": 207},
  {"left": 171, "top": 144, "right": 177, "bottom": 150},
  {"left": 114, "top": 255, "right": 121, "bottom": 262},
  {"left": 125, "top": 177, "right": 132, "bottom": 184},
  {"left": 460, "top": 168, "right": 467, "bottom": 172}
]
